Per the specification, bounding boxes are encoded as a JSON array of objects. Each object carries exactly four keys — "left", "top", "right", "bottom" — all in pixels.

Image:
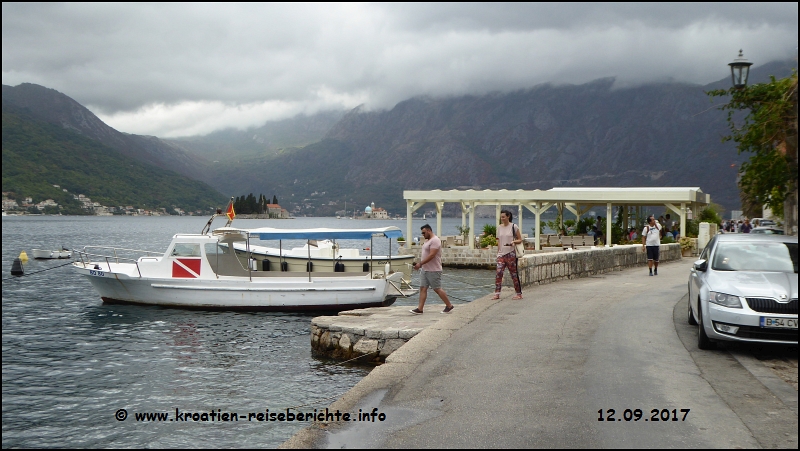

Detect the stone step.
[{"left": 311, "top": 306, "right": 445, "bottom": 362}]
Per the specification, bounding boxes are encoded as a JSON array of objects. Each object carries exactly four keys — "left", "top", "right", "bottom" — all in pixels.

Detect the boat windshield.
[
  {"left": 204, "top": 242, "right": 250, "bottom": 276},
  {"left": 171, "top": 243, "right": 201, "bottom": 257},
  {"left": 712, "top": 242, "right": 797, "bottom": 273}
]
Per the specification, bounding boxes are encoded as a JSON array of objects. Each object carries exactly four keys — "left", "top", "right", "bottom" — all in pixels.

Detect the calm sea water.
[{"left": 1, "top": 215, "right": 497, "bottom": 448}]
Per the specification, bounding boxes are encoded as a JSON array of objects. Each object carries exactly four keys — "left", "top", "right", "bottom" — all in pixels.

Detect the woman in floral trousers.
[{"left": 492, "top": 209, "right": 523, "bottom": 300}]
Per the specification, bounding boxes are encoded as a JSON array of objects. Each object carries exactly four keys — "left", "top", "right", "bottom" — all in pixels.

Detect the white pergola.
[{"left": 404, "top": 187, "right": 711, "bottom": 249}]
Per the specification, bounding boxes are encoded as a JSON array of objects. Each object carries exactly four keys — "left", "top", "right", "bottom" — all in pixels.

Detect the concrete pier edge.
[{"left": 279, "top": 291, "right": 504, "bottom": 448}]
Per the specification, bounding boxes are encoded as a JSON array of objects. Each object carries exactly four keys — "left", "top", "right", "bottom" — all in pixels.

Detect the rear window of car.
[{"left": 712, "top": 242, "right": 797, "bottom": 272}]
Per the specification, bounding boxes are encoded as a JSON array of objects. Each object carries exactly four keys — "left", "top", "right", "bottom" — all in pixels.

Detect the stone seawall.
[
  {"left": 400, "top": 243, "right": 681, "bottom": 273},
  {"left": 517, "top": 243, "right": 681, "bottom": 286}
]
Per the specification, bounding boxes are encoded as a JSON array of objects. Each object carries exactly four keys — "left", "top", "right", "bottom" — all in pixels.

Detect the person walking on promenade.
[
  {"left": 410, "top": 224, "right": 454, "bottom": 314},
  {"left": 741, "top": 218, "right": 752, "bottom": 233},
  {"left": 666, "top": 214, "right": 678, "bottom": 240},
  {"left": 492, "top": 209, "right": 523, "bottom": 300},
  {"left": 642, "top": 215, "right": 662, "bottom": 276}
]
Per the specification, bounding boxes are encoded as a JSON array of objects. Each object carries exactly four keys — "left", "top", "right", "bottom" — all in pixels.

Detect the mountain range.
[
  {"left": 195, "top": 60, "right": 795, "bottom": 215},
  {"left": 2, "top": 85, "right": 226, "bottom": 213},
  {"left": 2, "top": 59, "right": 795, "bottom": 217}
]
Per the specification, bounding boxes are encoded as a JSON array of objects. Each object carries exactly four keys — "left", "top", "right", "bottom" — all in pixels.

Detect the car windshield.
[{"left": 712, "top": 242, "right": 797, "bottom": 273}]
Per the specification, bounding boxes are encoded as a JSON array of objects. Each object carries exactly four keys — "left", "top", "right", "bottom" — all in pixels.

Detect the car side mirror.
[{"left": 693, "top": 259, "right": 707, "bottom": 272}]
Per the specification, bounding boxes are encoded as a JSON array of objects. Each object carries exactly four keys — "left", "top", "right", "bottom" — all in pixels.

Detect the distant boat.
[
  {"left": 33, "top": 247, "right": 71, "bottom": 259},
  {"left": 231, "top": 239, "right": 413, "bottom": 279}
]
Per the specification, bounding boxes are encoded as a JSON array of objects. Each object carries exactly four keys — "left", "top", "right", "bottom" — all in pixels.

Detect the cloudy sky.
[{"left": 2, "top": 3, "right": 797, "bottom": 137}]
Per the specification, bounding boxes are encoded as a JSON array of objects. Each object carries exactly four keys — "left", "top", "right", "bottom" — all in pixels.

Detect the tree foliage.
[
  {"left": 707, "top": 72, "right": 798, "bottom": 217},
  {"left": 233, "top": 192, "right": 280, "bottom": 215}
]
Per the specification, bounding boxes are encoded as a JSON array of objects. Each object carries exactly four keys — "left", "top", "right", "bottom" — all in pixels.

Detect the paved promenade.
[{"left": 283, "top": 259, "right": 797, "bottom": 448}]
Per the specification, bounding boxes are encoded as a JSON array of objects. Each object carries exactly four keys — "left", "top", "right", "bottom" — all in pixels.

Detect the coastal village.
[{"left": 2, "top": 185, "right": 193, "bottom": 216}]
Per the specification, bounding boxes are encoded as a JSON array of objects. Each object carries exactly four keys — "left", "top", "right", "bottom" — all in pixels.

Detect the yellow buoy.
[{"left": 19, "top": 250, "right": 29, "bottom": 262}]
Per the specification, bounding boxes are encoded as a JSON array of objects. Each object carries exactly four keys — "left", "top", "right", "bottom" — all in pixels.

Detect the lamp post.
[{"left": 728, "top": 49, "right": 753, "bottom": 89}]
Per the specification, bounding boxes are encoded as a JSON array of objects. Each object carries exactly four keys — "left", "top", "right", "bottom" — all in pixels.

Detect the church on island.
[{"left": 357, "top": 202, "right": 389, "bottom": 219}]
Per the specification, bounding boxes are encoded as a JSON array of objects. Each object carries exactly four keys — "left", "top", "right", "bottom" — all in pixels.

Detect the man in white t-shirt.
[
  {"left": 410, "top": 224, "right": 454, "bottom": 314},
  {"left": 642, "top": 215, "right": 662, "bottom": 276}
]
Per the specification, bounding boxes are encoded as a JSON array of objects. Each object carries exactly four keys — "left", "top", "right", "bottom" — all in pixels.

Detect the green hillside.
[{"left": 2, "top": 107, "right": 227, "bottom": 214}]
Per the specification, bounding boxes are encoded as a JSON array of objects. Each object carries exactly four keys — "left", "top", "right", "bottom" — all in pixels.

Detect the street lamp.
[{"left": 728, "top": 49, "right": 753, "bottom": 89}]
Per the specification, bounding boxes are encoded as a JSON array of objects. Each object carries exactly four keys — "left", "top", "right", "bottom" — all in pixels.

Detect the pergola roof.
[{"left": 403, "top": 187, "right": 710, "bottom": 205}]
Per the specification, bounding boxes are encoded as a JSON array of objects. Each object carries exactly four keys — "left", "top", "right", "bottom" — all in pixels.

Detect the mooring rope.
[{"left": 3, "top": 260, "right": 74, "bottom": 281}]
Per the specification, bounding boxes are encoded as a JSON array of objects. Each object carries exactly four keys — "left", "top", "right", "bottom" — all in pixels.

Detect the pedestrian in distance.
[
  {"left": 591, "top": 225, "right": 600, "bottom": 245},
  {"left": 741, "top": 218, "right": 752, "bottom": 233},
  {"left": 410, "top": 224, "right": 454, "bottom": 314},
  {"left": 666, "top": 214, "right": 678, "bottom": 240},
  {"left": 642, "top": 215, "right": 662, "bottom": 276},
  {"left": 491, "top": 209, "right": 523, "bottom": 300}
]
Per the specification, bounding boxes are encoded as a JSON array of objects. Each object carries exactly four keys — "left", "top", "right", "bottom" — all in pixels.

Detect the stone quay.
[{"left": 310, "top": 243, "right": 681, "bottom": 362}]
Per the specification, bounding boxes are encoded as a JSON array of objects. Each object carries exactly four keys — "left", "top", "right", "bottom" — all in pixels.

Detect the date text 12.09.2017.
[{"left": 598, "top": 408, "right": 690, "bottom": 422}]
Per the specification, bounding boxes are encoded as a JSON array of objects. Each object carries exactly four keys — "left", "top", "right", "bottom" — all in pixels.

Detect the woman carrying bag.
[{"left": 492, "top": 209, "right": 523, "bottom": 300}]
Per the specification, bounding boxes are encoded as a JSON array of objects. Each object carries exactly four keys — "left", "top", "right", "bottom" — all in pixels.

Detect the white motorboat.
[
  {"left": 230, "top": 239, "right": 414, "bottom": 279},
  {"left": 73, "top": 224, "right": 417, "bottom": 311},
  {"left": 32, "top": 247, "right": 71, "bottom": 259}
]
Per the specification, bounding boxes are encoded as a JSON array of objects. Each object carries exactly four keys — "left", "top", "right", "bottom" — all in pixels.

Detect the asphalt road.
[{"left": 286, "top": 259, "right": 798, "bottom": 448}]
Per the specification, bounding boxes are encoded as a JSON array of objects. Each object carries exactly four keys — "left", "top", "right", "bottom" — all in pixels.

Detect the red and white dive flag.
[{"left": 172, "top": 258, "right": 201, "bottom": 278}]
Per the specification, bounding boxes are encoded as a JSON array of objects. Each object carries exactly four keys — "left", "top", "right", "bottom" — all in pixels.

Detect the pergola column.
[
  {"left": 623, "top": 205, "right": 628, "bottom": 231},
  {"left": 518, "top": 204, "right": 523, "bottom": 236},
  {"left": 469, "top": 202, "right": 476, "bottom": 249},
  {"left": 406, "top": 201, "right": 412, "bottom": 246},
  {"left": 606, "top": 203, "right": 612, "bottom": 245},
  {"left": 680, "top": 202, "right": 686, "bottom": 238},
  {"left": 435, "top": 202, "right": 444, "bottom": 237},
  {"left": 535, "top": 201, "right": 541, "bottom": 250}
]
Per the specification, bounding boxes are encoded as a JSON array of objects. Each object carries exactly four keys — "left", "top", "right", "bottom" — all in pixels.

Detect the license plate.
[{"left": 760, "top": 317, "right": 799, "bottom": 329}]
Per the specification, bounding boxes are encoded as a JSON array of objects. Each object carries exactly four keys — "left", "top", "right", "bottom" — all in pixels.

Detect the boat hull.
[{"left": 75, "top": 264, "right": 398, "bottom": 311}]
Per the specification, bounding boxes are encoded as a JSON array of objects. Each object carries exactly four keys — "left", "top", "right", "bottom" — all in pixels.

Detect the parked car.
[
  {"left": 750, "top": 217, "right": 776, "bottom": 227},
  {"left": 688, "top": 234, "right": 797, "bottom": 349},
  {"left": 750, "top": 227, "right": 784, "bottom": 235}
]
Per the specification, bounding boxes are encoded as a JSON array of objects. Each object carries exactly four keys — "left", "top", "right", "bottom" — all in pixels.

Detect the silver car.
[{"left": 688, "top": 234, "right": 798, "bottom": 349}]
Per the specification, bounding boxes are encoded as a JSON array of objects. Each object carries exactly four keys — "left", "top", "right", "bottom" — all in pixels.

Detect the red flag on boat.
[{"left": 226, "top": 201, "right": 235, "bottom": 221}]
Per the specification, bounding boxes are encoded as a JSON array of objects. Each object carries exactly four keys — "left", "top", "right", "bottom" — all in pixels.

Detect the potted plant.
[
  {"left": 397, "top": 236, "right": 405, "bottom": 247},
  {"left": 679, "top": 236, "right": 693, "bottom": 257},
  {"left": 479, "top": 234, "right": 498, "bottom": 249}
]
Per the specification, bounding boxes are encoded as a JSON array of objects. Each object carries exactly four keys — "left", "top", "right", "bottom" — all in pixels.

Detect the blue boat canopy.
[{"left": 241, "top": 226, "right": 404, "bottom": 241}]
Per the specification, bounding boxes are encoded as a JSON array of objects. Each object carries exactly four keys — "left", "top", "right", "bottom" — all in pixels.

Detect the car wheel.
[
  {"left": 697, "top": 299, "right": 716, "bottom": 350},
  {"left": 688, "top": 285, "right": 697, "bottom": 325}
]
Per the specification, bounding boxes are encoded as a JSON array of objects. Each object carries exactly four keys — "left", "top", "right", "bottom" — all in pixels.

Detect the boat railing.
[{"left": 75, "top": 245, "right": 162, "bottom": 278}]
